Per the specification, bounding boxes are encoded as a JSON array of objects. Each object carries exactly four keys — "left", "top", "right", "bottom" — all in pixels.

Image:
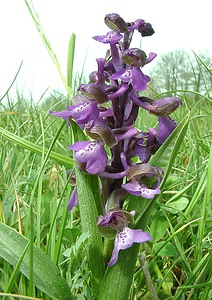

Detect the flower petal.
[
  {"left": 108, "top": 227, "right": 152, "bottom": 266},
  {"left": 131, "top": 67, "right": 150, "bottom": 91},
  {"left": 122, "top": 180, "right": 160, "bottom": 199},
  {"left": 68, "top": 187, "right": 78, "bottom": 211},
  {"left": 69, "top": 141, "right": 108, "bottom": 174},
  {"left": 66, "top": 100, "right": 99, "bottom": 124},
  {"left": 93, "top": 31, "right": 123, "bottom": 44}
]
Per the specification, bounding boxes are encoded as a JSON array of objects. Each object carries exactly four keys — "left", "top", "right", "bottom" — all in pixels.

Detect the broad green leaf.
[
  {"left": 70, "top": 120, "right": 105, "bottom": 297},
  {"left": 153, "top": 241, "right": 178, "bottom": 257},
  {"left": 0, "top": 222, "right": 74, "bottom": 300},
  {"left": 150, "top": 215, "right": 169, "bottom": 242},
  {"left": 75, "top": 168, "right": 105, "bottom": 297},
  {"left": 164, "top": 197, "right": 189, "bottom": 214}
]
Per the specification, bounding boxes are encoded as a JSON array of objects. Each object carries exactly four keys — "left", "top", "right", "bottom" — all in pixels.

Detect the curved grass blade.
[
  {"left": 0, "top": 222, "right": 74, "bottom": 300},
  {"left": 0, "top": 126, "right": 73, "bottom": 167}
]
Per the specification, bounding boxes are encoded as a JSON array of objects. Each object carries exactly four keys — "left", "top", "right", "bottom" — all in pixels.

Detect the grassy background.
[{"left": 1, "top": 81, "right": 212, "bottom": 299}]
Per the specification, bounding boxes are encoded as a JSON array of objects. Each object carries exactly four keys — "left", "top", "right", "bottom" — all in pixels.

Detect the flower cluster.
[{"left": 50, "top": 13, "right": 182, "bottom": 266}]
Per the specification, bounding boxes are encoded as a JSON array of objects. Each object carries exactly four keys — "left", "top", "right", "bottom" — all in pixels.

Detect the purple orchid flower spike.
[
  {"left": 50, "top": 13, "right": 183, "bottom": 271},
  {"left": 68, "top": 140, "right": 108, "bottom": 174},
  {"left": 97, "top": 209, "right": 152, "bottom": 266}
]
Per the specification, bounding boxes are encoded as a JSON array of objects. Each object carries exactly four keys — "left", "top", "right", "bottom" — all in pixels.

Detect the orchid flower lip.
[{"left": 108, "top": 227, "right": 152, "bottom": 266}]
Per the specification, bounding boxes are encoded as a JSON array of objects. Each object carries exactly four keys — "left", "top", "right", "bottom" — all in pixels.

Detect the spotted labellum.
[{"left": 50, "top": 13, "right": 182, "bottom": 266}]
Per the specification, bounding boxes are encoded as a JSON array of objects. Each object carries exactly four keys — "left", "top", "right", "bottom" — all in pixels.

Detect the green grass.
[{"left": 1, "top": 76, "right": 212, "bottom": 299}]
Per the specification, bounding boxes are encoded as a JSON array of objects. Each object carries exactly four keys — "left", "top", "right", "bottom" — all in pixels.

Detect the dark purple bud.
[
  {"left": 138, "top": 22, "right": 155, "bottom": 37},
  {"left": 104, "top": 13, "right": 128, "bottom": 33}
]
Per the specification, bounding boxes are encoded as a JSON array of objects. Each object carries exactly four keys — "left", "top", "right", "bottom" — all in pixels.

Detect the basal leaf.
[
  {"left": 70, "top": 120, "right": 105, "bottom": 297},
  {"left": 0, "top": 222, "right": 74, "bottom": 300}
]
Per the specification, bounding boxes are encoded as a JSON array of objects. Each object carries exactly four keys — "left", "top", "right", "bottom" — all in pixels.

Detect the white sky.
[{"left": 0, "top": 0, "right": 211, "bottom": 102}]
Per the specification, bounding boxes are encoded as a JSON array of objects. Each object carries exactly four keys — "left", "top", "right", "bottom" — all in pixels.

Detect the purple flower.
[
  {"left": 108, "top": 227, "right": 152, "bottom": 266},
  {"left": 109, "top": 66, "right": 150, "bottom": 91},
  {"left": 49, "top": 100, "right": 99, "bottom": 126},
  {"left": 93, "top": 31, "right": 123, "bottom": 44},
  {"left": 68, "top": 187, "right": 78, "bottom": 211},
  {"left": 122, "top": 163, "right": 162, "bottom": 199},
  {"left": 122, "top": 179, "right": 160, "bottom": 199},
  {"left": 68, "top": 140, "right": 108, "bottom": 174},
  {"left": 157, "top": 116, "right": 178, "bottom": 144},
  {"left": 97, "top": 209, "right": 151, "bottom": 266}
]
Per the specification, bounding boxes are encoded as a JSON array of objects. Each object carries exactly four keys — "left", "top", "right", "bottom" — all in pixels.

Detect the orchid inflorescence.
[{"left": 50, "top": 13, "right": 182, "bottom": 266}]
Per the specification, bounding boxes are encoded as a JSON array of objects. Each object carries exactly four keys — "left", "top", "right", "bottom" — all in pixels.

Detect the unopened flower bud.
[
  {"left": 122, "top": 48, "right": 147, "bottom": 67},
  {"left": 104, "top": 13, "right": 128, "bottom": 32},
  {"left": 85, "top": 120, "right": 118, "bottom": 148},
  {"left": 148, "top": 97, "right": 182, "bottom": 116},
  {"left": 97, "top": 208, "right": 134, "bottom": 238},
  {"left": 137, "top": 22, "right": 155, "bottom": 37},
  {"left": 78, "top": 83, "right": 108, "bottom": 104},
  {"left": 127, "top": 163, "right": 161, "bottom": 181}
]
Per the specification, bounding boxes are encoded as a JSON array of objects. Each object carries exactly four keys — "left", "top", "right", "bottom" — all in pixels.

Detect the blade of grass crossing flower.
[
  {"left": 67, "top": 33, "right": 76, "bottom": 90},
  {"left": 24, "top": 0, "right": 73, "bottom": 98},
  {"left": 0, "top": 222, "right": 74, "bottom": 300}
]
